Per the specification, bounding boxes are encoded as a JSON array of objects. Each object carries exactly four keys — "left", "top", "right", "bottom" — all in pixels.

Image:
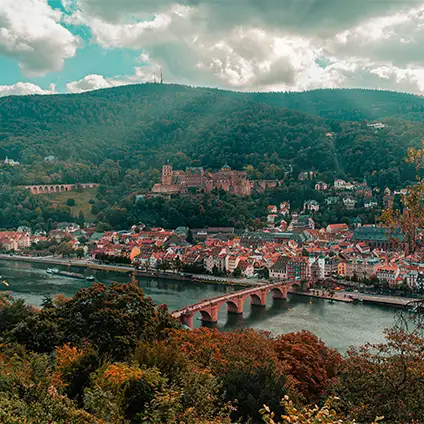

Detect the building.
[
  {"left": 304, "top": 200, "right": 320, "bottom": 213},
  {"left": 334, "top": 179, "right": 354, "bottom": 190},
  {"left": 383, "top": 188, "right": 394, "bottom": 209},
  {"left": 288, "top": 214, "right": 315, "bottom": 231},
  {"left": 343, "top": 197, "right": 357, "bottom": 210},
  {"left": 315, "top": 181, "right": 328, "bottom": 191},
  {"left": 351, "top": 226, "right": 404, "bottom": 250},
  {"left": 286, "top": 257, "right": 310, "bottom": 281},
  {"left": 4, "top": 157, "right": 20, "bottom": 166},
  {"left": 376, "top": 264, "right": 399, "bottom": 288},
  {"left": 325, "top": 196, "right": 339, "bottom": 205},
  {"left": 367, "top": 122, "right": 386, "bottom": 129},
  {"left": 0, "top": 232, "right": 31, "bottom": 251},
  {"left": 270, "top": 256, "right": 310, "bottom": 281},
  {"left": 267, "top": 205, "right": 278, "bottom": 214},
  {"left": 326, "top": 223, "right": 349, "bottom": 234},
  {"left": 346, "top": 257, "right": 381, "bottom": 280},
  {"left": 152, "top": 164, "right": 254, "bottom": 196},
  {"left": 279, "top": 202, "right": 290, "bottom": 215},
  {"left": 364, "top": 198, "right": 378, "bottom": 209},
  {"left": 270, "top": 256, "right": 290, "bottom": 280},
  {"left": 298, "top": 171, "right": 315, "bottom": 181}
]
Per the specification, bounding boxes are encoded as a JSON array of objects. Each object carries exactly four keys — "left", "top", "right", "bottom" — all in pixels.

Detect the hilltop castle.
[{"left": 152, "top": 164, "right": 279, "bottom": 196}]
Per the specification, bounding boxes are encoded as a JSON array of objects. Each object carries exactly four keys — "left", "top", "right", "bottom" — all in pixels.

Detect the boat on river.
[
  {"left": 86, "top": 275, "right": 95, "bottom": 281},
  {"left": 53, "top": 270, "right": 85, "bottom": 280},
  {"left": 46, "top": 268, "right": 59, "bottom": 274}
]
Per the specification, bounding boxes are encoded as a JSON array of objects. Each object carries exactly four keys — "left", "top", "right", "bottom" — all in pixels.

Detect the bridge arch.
[
  {"left": 60, "top": 185, "right": 65, "bottom": 192},
  {"left": 291, "top": 283, "right": 302, "bottom": 291},
  {"left": 226, "top": 300, "right": 242, "bottom": 314},
  {"left": 199, "top": 309, "right": 214, "bottom": 322},
  {"left": 55, "top": 185, "right": 60, "bottom": 192},
  {"left": 268, "top": 286, "right": 285, "bottom": 299},
  {"left": 249, "top": 293, "right": 266, "bottom": 306}
]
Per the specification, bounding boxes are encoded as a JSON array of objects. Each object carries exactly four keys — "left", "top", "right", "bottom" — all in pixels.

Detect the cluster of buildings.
[
  {"left": 151, "top": 164, "right": 280, "bottom": 196},
  {"left": 2, "top": 218, "right": 424, "bottom": 293},
  {"left": 3, "top": 157, "right": 20, "bottom": 167},
  {"left": 289, "top": 175, "right": 400, "bottom": 215}
]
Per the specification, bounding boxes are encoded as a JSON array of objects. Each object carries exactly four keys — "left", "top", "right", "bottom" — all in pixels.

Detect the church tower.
[{"left": 162, "top": 164, "right": 173, "bottom": 186}]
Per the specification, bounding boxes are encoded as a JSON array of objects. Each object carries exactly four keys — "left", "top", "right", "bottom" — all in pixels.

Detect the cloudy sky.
[{"left": 1, "top": 0, "right": 424, "bottom": 97}]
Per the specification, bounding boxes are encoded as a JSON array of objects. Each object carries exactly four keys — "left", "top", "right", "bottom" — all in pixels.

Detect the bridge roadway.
[{"left": 172, "top": 281, "right": 294, "bottom": 328}]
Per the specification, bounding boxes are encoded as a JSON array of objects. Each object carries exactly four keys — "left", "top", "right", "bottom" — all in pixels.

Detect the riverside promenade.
[
  {"left": 292, "top": 288, "right": 423, "bottom": 308},
  {"left": 0, "top": 254, "right": 261, "bottom": 287}
]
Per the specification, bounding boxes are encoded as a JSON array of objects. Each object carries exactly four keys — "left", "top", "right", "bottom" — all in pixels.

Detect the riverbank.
[
  {"left": 292, "top": 289, "right": 422, "bottom": 308},
  {"left": 0, "top": 254, "right": 256, "bottom": 288},
  {"left": 290, "top": 290, "right": 354, "bottom": 304}
]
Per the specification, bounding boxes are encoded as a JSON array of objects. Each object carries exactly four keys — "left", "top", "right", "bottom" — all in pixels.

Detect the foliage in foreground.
[{"left": 0, "top": 283, "right": 423, "bottom": 423}]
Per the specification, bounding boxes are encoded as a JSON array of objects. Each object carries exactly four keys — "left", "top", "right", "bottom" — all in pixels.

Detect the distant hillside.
[
  {"left": 251, "top": 89, "right": 424, "bottom": 122},
  {"left": 0, "top": 84, "right": 423, "bottom": 188}
]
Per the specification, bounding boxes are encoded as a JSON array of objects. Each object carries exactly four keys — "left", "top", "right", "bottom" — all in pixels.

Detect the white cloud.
[
  {"left": 0, "top": 82, "right": 56, "bottom": 97},
  {"left": 0, "top": 0, "right": 79, "bottom": 76},
  {"left": 65, "top": 69, "right": 157, "bottom": 93},
  {"left": 63, "top": 0, "right": 424, "bottom": 93},
  {"left": 5, "top": 0, "right": 424, "bottom": 95},
  {"left": 66, "top": 74, "right": 121, "bottom": 92},
  {"left": 326, "top": 5, "right": 424, "bottom": 66},
  {"left": 74, "top": 0, "right": 421, "bottom": 35}
]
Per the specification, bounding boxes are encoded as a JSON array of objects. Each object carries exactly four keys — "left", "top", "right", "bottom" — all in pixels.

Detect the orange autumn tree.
[
  {"left": 381, "top": 140, "right": 424, "bottom": 255},
  {"left": 274, "top": 331, "right": 342, "bottom": 404}
]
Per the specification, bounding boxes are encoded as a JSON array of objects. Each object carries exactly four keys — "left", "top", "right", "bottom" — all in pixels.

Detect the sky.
[{"left": 1, "top": 0, "right": 424, "bottom": 97}]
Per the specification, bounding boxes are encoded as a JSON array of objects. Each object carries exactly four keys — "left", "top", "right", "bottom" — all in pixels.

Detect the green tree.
[
  {"left": 66, "top": 198, "right": 76, "bottom": 207},
  {"left": 186, "top": 228, "right": 194, "bottom": 244},
  {"left": 57, "top": 282, "right": 179, "bottom": 360},
  {"left": 78, "top": 211, "right": 85, "bottom": 228},
  {"left": 232, "top": 267, "right": 242, "bottom": 278}
]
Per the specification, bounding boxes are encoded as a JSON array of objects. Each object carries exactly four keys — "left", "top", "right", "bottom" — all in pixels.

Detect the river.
[{"left": 0, "top": 260, "right": 398, "bottom": 352}]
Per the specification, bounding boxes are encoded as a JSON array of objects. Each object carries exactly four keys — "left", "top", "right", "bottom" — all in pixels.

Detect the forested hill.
[
  {"left": 0, "top": 84, "right": 423, "bottom": 188},
  {"left": 252, "top": 88, "right": 424, "bottom": 122}
]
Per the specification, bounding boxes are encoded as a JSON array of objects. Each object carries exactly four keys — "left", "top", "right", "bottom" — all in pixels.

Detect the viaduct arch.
[{"left": 23, "top": 183, "right": 99, "bottom": 195}]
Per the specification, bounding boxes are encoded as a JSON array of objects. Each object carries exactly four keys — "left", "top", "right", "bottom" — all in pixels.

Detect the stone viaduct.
[
  {"left": 172, "top": 281, "right": 296, "bottom": 328},
  {"left": 23, "top": 183, "right": 99, "bottom": 195}
]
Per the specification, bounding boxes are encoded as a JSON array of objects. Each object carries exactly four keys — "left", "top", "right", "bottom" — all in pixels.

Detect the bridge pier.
[{"left": 181, "top": 313, "right": 194, "bottom": 328}]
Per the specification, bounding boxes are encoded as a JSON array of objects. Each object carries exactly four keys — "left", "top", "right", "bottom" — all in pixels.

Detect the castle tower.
[{"left": 162, "top": 164, "right": 173, "bottom": 186}]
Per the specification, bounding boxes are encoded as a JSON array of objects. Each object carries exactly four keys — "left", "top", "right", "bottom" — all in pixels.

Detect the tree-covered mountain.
[
  {"left": 252, "top": 88, "right": 424, "bottom": 122},
  {"left": 1, "top": 83, "right": 423, "bottom": 188}
]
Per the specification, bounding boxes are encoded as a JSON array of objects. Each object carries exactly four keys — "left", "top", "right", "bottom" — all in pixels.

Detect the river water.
[{"left": 0, "top": 260, "right": 398, "bottom": 352}]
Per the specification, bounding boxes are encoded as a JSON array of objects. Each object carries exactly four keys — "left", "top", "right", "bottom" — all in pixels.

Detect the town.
[{"left": 1, "top": 203, "right": 422, "bottom": 294}]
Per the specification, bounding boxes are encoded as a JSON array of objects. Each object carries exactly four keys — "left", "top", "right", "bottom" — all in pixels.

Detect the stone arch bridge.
[
  {"left": 172, "top": 281, "right": 295, "bottom": 328},
  {"left": 23, "top": 183, "right": 99, "bottom": 195}
]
